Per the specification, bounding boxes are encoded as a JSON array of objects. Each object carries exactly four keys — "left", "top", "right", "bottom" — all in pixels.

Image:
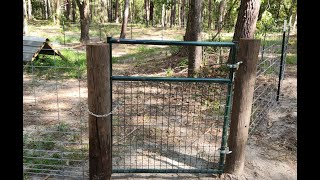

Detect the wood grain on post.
[
  {"left": 225, "top": 39, "right": 260, "bottom": 175},
  {"left": 86, "top": 43, "right": 112, "bottom": 180}
]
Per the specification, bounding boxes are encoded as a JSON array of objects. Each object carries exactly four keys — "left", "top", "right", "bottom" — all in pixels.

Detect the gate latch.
[
  {"left": 227, "top": 61, "right": 243, "bottom": 70},
  {"left": 218, "top": 147, "right": 232, "bottom": 154}
]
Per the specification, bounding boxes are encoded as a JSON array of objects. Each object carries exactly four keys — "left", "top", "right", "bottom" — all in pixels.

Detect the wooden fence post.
[
  {"left": 86, "top": 43, "right": 112, "bottom": 180},
  {"left": 225, "top": 38, "right": 261, "bottom": 175}
]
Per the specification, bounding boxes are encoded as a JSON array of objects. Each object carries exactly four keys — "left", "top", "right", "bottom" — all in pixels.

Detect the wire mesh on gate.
[
  {"left": 23, "top": 48, "right": 88, "bottom": 179},
  {"left": 108, "top": 39, "right": 236, "bottom": 173},
  {"left": 112, "top": 81, "right": 228, "bottom": 173}
]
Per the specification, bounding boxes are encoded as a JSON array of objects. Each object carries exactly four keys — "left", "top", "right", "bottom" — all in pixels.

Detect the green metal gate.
[{"left": 107, "top": 37, "right": 237, "bottom": 174}]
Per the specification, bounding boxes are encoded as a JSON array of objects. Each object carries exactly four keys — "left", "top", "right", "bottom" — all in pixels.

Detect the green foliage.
[
  {"left": 25, "top": 49, "right": 86, "bottom": 79},
  {"left": 178, "top": 58, "right": 188, "bottom": 67},
  {"left": 165, "top": 68, "right": 174, "bottom": 77},
  {"left": 256, "top": 11, "right": 277, "bottom": 35},
  {"left": 286, "top": 54, "right": 297, "bottom": 65}
]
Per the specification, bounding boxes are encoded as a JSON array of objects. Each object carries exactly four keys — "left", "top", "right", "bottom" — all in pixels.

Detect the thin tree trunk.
[
  {"left": 180, "top": 0, "right": 185, "bottom": 27},
  {"left": 76, "top": 0, "right": 90, "bottom": 42},
  {"left": 108, "top": 0, "right": 112, "bottom": 22},
  {"left": 216, "top": 0, "right": 226, "bottom": 31},
  {"left": 27, "top": 0, "right": 32, "bottom": 20},
  {"left": 144, "top": 0, "right": 150, "bottom": 27},
  {"left": 72, "top": 0, "right": 76, "bottom": 22},
  {"left": 44, "top": 0, "right": 48, "bottom": 19},
  {"left": 186, "top": 0, "right": 202, "bottom": 77},
  {"left": 47, "top": 0, "right": 52, "bottom": 19},
  {"left": 101, "top": 0, "right": 108, "bottom": 23},
  {"left": 162, "top": 4, "right": 166, "bottom": 28},
  {"left": 66, "top": 0, "right": 71, "bottom": 21},
  {"left": 23, "top": 0, "right": 28, "bottom": 35},
  {"left": 208, "top": 0, "right": 212, "bottom": 29},
  {"left": 291, "top": 13, "right": 297, "bottom": 33},
  {"left": 56, "top": 0, "right": 61, "bottom": 25},
  {"left": 150, "top": 0, "right": 154, "bottom": 26},
  {"left": 115, "top": 0, "right": 119, "bottom": 23},
  {"left": 170, "top": 0, "right": 176, "bottom": 28},
  {"left": 120, "top": 0, "right": 130, "bottom": 38}
]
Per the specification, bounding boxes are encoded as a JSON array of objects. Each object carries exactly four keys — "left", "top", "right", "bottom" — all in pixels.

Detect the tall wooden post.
[
  {"left": 225, "top": 39, "right": 260, "bottom": 175},
  {"left": 86, "top": 44, "right": 112, "bottom": 180}
]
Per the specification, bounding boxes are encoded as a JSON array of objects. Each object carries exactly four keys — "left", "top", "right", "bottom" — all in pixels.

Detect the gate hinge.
[
  {"left": 218, "top": 147, "right": 232, "bottom": 154},
  {"left": 227, "top": 61, "right": 243, "bottom": 70}
]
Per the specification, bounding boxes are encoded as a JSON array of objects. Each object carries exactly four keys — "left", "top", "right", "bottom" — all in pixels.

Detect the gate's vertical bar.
[
  {"left": 276, "top": 21, "right": 287, "bottom": 102},
  {"left": 86, "top": 43, "right": 112, "bottom": 179},
  {"left": 107, "top": 36, "right": 113, "bottom": 172},
  {"left": 218, "top": 44, "right": 236, "bottom": 173}
]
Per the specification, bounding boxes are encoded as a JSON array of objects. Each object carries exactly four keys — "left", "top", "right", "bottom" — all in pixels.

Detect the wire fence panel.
[
  {"left": 23, "top": 49, "right": 89, "bottom": 179},
  {"left": 112, "top": 80, "right": 228, "bottom": 173},
  {"left": 249, "top": 29, "right": 290, "bottom": 135}
]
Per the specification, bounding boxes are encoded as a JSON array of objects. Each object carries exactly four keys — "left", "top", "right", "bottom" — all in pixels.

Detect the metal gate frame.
[{"left": 107, "top": 37, "right": 237, "bottom": 174}]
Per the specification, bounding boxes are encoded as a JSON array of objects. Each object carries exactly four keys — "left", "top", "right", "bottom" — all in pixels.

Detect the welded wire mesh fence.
[
  {"left": 23, "top": 49, "right": 89, "bottom": 179},
  {"left": 249, "top": 28, "right": 291, "bottom": 135}
]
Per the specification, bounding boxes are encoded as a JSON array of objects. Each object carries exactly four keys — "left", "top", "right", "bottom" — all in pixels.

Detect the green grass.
[
  {"left": 113, "top": 46, "right": 167, "bottom": 63},
  {"left": 25, "top": 49, "right": 86, "bottom": 79},
  {"left": 286, "top": 54, "right": 297, "bottom": 65}
]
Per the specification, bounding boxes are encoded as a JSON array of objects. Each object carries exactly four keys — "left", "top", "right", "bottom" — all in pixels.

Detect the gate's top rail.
[{"left": 107, "top": 37, "right": 236, "bottom": 47}]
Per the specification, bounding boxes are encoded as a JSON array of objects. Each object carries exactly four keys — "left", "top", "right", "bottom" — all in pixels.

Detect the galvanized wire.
[{"left": 23, "top": 48, "right": 88, "bottom": 179}]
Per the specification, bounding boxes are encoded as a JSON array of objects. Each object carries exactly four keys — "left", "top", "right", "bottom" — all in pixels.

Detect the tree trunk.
[
  {"left": 216, "top": 0, "right": 226, "bottom": 31},
  {"left": 208, "top": 0, "right": 212, "bottom": 29},
  {"left": 66, "top": 0, "right": 71, "bottom": 21},
  {"left": 55, "top": 0, "right": 61, "bottom": 25},
  {"left": 72, "top": 0, "right": 76, "bottom": 22},
  {"left": 76, "top": 0, "right": 90, "bottom": 43},
  {"left": 180, "top": 0, "right": 185, "bottom": 27},
  {"left": 162, "top": 4, "right": 166, "bottom": 28},
  {"left": 23, "top": 0, "right": 28, "bottom": 35},
  {"left": 101, "top": 0, "right": 108, "bottom": 23},
  {"left": 144, "top": 0, "right": 150, "bottom": 27},
  {"left": 186, "top": 0, "right": 202, "bottom": 77},
  {"left": 47, "top": 0, "right": 52, "bottom": 19},
  {"left": 120, "top": 0, "right": 130, "bottom": 38},
  {"left": 27, "top": 0, "right": 32, "bottom": 20},
  {"left": 44, "top": 0, "right": 48, "bottom": 19},
  {"left": 108, "top": 0, "right": 112, "bottom": 22},
  {"left": 115, "top": 0, "right": 119, "bottom": 23},
  {"left": 170, "top": 0, "right": 176, "bottom": 28},
  {"left": 150, "top": 0, "right": 154, "bottom": 26},
  {"left": 232, "top": 0, "right": 261, "bottom": 42},
  {"left": 292, "top": 13, "right": 297, "bottom": 33}
]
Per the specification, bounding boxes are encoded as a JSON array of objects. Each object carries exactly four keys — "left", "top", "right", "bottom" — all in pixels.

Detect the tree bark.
[
  {"left": 208, "top": 0, "right": 212, "bottom": 29},
  {"left": 108, "top": 0, "right": 112, "bottom": 22},
  {"left": 186, "top": 0, "right": 202, "bottom": 77},
  {"left": 47, "top": 0, "right": 52, "bottom": 19},
  {"left": 72, "top": 0, "right": 76, "bottom": 22},
  {"left": 150, "top": 0, "right": 154, "bottom": 26},
  {"left": 120, "top": 0, "right": 130, "bottom": 38},
  {"left": 23, "top": 0, "right": 28, "bottom": 35},
  {"left": 170, "top": 0, "right": 176, "bottom": 28},
  {"left": 144, "top": 0, "right": 150, "bottom": 27},
  {"left": 162, "top": 4, "right": 166, "bottom": 28},
  {"left": 232, "top": 0, "right": 261, "bottom": 42},
  {"left": 224, "top": 39, "right": 261, "bottom": 175},
  {"left": 180, "top": 0, "right": 185, "bottom": 27},
  {"left": 115, "top": 0, "right": 119, "bottom": 23},
  {"left": 44, "top": 0, "right": 48, "bottom": 19},
  {"left": 66, "top": 0, "right": 71, "bottom": 21},
  {"left": 100, "top": 0, "right": 108, "bottom": 23},
  {"left": 76, "top": 0, "right": 90, "bottom": 43},
  {"left": 27, "top": 0, "right": 32, "bottom": 20},
  {"left": 215, "top": 0, "right": 226, "bottom": 31},
  {"left": 55, "top": 0, "right": 61, "bottom": 25}
]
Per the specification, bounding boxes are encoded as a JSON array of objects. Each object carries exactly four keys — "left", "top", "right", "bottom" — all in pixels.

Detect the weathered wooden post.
[
  {"left": 225, "top": 39, "right": 261, "bottom": 175},
  {"left": 86, "top": 43, "right": 112, "bottom": 180}
]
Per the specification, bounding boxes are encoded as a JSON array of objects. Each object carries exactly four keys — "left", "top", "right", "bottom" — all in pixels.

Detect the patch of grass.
[
  {"left": 113, "top": 46, "right": 166, "bottom": 63},
  {"left": 51, "top": 35, "right": 79, "bottom": 44},
  {"left": 178, "top": 58, "right": 188, "bottom": 67},
  {"left": 286, "top": 54, "right": 297, "bottom": 65},
  {"left": 24, "top": 49, "right": 86, "bottom": 79}
]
